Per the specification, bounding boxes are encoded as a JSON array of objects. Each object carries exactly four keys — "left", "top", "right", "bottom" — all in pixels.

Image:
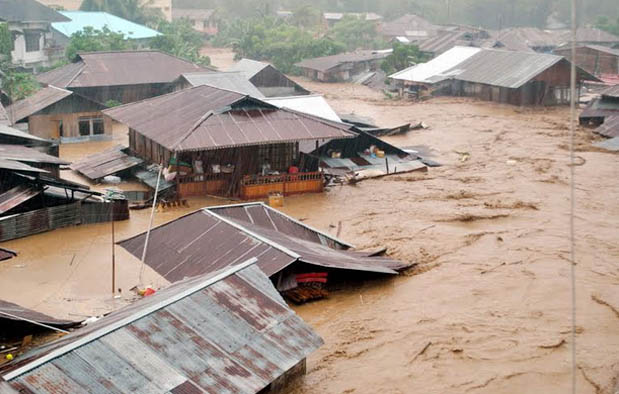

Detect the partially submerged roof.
[
  {"left": 228, "top": 58, "right": 271, "bottom": 79},
  {"left": 0, "top": 247, "right": 17, "bottom": 262},
  {"left": 295, "top": 50, "right": 392, "bottom": 73},
  {"left": 104, "top": 85, "right": 355, "bottom": 152},
  {"left": 0, "top": 0, "right": 70, "bottom": 23},
  {"left": 5, "top": 86, "right": 72, "bottom": 124},
  {"left": 52, "top": 11, "right": 161, "bottom": 40},
  {"left": 390, "top": 46, "right": 482, "bottom": 84},
  {"left": 0, "top": 299, "right": 77, "bottom": 328},
  {"left": 391, "top": 46, "right": 599, "bottom": 88},
  {"left": 264, "top": 95, "right": 342, "bottom": 122},
  {"left": 37, "top": 51, "right": 210, "bottom": 88},
  {"left": 180, "top": 71, "right": 265, "bottom": 97},
  {"left": 0, "top": 183, "right": 43, "bottom": 214},
  {"left": 0, "top": 144, "right": 69, "bottom": 166},
  {"left": 70, "top": 145, "right": 143, "bottom": 180},
  {"left": 602, "top": 85, "right": 619, "bottom": 99},
  {"left": 594, "top": 135, "right": 619, "bottom": 151},
  {"left": 595, "top": 115, "right": 619, "bottom": 138},
  {"left": 1, "top": 261, "right": 323, "bottom": 393},
  {"left": 118, "top": 202, "right": 409, "bottom": 284}
]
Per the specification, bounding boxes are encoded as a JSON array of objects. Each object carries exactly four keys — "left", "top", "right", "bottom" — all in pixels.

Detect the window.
[
  {"left": 24, "top": 31, "right": 40, "bottom": 52},
  {"left": 78, "top": 117, "right": 105, "bottom": 137}
]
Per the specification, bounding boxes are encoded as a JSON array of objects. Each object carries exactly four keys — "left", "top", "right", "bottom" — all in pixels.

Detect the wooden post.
[
  {"left": 385, "top": 157, "right": 389, "bottom": 174},
  {"left": 111, "top": 201, "right": 115, "bottom": 295}
]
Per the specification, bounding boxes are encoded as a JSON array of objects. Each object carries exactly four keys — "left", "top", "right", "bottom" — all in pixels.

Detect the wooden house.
[
  {"left": 6, "top": 86, "right": 111, "bottom": 142},
  {"left": 554, "top": 45, "right": 619, "bottom": 76},
  {"left": 295, "top": 50, "right": 391, "bottom": 83},
  {"left": 104, "top": 85, "right": 356, "bottom": 199}
]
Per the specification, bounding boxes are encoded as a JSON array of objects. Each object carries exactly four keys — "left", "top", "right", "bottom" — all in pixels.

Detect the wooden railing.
[
  {"left": 177, "top": 173, "right": 231, "bottom": 197},
  {"left": 240, "top": 172, "right": 323, "bottom": 199}
]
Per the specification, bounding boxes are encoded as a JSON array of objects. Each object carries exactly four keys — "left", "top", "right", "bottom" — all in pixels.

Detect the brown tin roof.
[
  {"left": 5, "top": 86, "right": 72, "bottom": 124},
  {"left": 70, "top": 145, "right": 143, "bottom": 180}
]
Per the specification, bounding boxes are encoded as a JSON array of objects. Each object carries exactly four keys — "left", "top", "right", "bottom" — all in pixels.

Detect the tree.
[
  {"left": 328, "top": 15, "right": 385, "bottom": 51},
  {"left": 292, "top": 5, "right": 323, "bottom": 29},
  {"left": 150, "top": 20, "right": 211, "bottom": 66},
  {"left": 2, "top": 72, "right": 39, "bottom": 101},
  {"left": 381, "top": 42, "right": 429, "bottom": 75},
  {"left": 65, "top": 26, "right": 133, "bottom": 61},
  {"left": 596, "top": 16, "right": 619, "bottom": 35}
]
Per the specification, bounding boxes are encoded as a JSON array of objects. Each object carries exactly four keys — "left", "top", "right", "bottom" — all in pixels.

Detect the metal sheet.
[
  {"left": 228, "top": 59, "right": 269, "bottom": 79},
  {"left": 264, "top": 95, "right": 342, "bottom": 122},
  {"left": 295, "top": 50, "right": 392, "bottom": 73},
  {"left": 0, "top": 124, "right": 49, "bottom": 144},
  {"left": 36, "top": 61, "right": 85, "bottom": 88},
  {"left": 595, "top": 115, "right": 619, "bottom": 138},
  {"left": 594, "top": 136, "right": 619, "bottom": 150},
  {"left": 181, "top": 72, "right": 265, "bottom": 97},
  {"left": 0, "top": 159, "right": 48, "bottom": 173},
  {"left": 0, "top": 144, "right": 69, "bottom": 165},
  {"left": 0, "top": 184, "right": 42, "bottom": 214},
  {"left": 0, "top": 0, "right": 69, "bottom": 22},
  {"left": 601, "top": 85, "right": 619, "bottom": 99},
  {"left": 389, "top": 46, "right": 481, "bottom": 83},
  {"left": 0, "top": 299, "right": 77, "bottom": 327},
  {"left": 70, "top": 145, "right": 143, "bottom": 180},
  {"left": 6, "top": 86, "right": 72, "bottom": 123},
  {"left": 2, "top": 264, "right": 323, "bottom": 394},
  {"left": 0, "top": 247, "right": 17, "bottom": 262},
  {"left": 53, "top": 11, "right": 161, "bottom": 40}
]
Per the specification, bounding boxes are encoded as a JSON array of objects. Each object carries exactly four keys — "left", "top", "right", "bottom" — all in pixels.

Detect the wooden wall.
[
  {"left": 28, "top": 111, "right": 112, "bottom": 140},
  {"left": 555, "top": 47, "right": 619, "bottom": 76}
]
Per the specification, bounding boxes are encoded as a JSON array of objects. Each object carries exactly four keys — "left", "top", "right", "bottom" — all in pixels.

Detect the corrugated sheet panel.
[
  {"left": 559, "top": 27, "right": 619, "bottom": 43},
  {"left": 0, "top": 299, "right": 77, "bottom": 327},
  {"left": 593, "top": 136, "right": 619, "bottom": 150},
  {"left": 228, "top": 59, "right": 270, "bottom": 79},
  {"left": 182, "top": 72, "right": 265, "bottom": 97},
  {"left": 0, "top": 184, "right": 42, "bottom": 214},
  {"left": 295, "top": 50, "right": 391, "bottom": 73},
  {"left": 0, "top": 247, "right": 17, "bottom": 262},
  {"left": 0, "top": 124, "right": 49, "bottom": 144},
  {"left": 0, "top": 0, "right": 69, "bottom": 22},
  {"left": 70, "top": 145, "right": 143, "bottom": 180},
  {"left": 0, "top": 144, "right": 69, "bottom": 165},
  {"left": 389, "top": 46, "right": 481, "bottom": 83},
  {"left": 601, "top": 85, "right": 619, "bottom": 99},
  {"left": 6, "top": 86, "right": 72, "bottom": 123},
  {"left": 1, "top": 264, "right": 323, "bottom": 394},
  {"left": 0, "top": 158, "right": 48, "bottom": 173},
  {"left": 264, "top": 95, "right": 341, "bottom": 122},
  {"left": 36, "top": 61, "right": 85, "bottom": 88},
  {"left": 595, "top": 115, "right": 619, "bottom": 138},
  {"left": 53, "top": 11, "right": 161, "bottom": 40}
]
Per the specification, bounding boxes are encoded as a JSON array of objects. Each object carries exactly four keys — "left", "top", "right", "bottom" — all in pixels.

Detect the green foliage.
[
  {"left": 292, "top": 5, "right": 323, "bottom": 29},
  {"left": 150, "top": 20, "right": 210, "bottom": 66},
  {"left": 66, "top": 26, "right": 133, "bottom": 61},
  {"left": 596, "top": 16, "right": 619, "bottom": 36},
  {"left": 0, "top": 23, "right": 11, "bottom": 61},
  {"left": 223, "top": 17, "right": 345, "bottom": 73},
  {"left": 1, "top": 72, "right": 39, "bottom": 101},
  {"left": 381, "top": 42, "right": 429, "bottom": 75},
  {"left": 104, "top": 99, "right": 122, "bottom": 107},
  {"left": 328, "top": 15, "right": 386, "bottom": 51},
  {"left": 37, "top": 59, "right": 69, "bottom": 73}
]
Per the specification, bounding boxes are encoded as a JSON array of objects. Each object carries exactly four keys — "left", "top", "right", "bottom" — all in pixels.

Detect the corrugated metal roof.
[
  {"left": 38, "top": 51, "right": 209, "bottom": 89},
  {"left": 0, "top": 124, "right": 49, "bottom": 144},
  {"left": 0, "top": 0, "right": 69, "bottom": 22},
  {"left": 295, "top": 50, "right": 392, "bottom": 73},
  {"left": 118, "top": 203, "right": 410, "bottom": 285},
  {"left": 555, "top": 44, "right": 619, "bottom": 58},
  {"left": 595, "top": 115, "right": 619, "bottom": 138},
  {"left": 0, "top": 299, "right": 77, "bottom": 327},
  {"left": 263, "top": 95, "right": 341, "bottom": 122},
  {"left": 380, "top": 14, "right": 438, "bottom": 38},
  {"left": 580, "top": 97, "right": 619, "bottom": 119},
  {"left": 601, "top": 85, "right": 619, "bottom": 99},
  {"left": 0, "top": 158, "right": 49, "bottom": 173},
  {"left": 181, "top": 71, "right": 265, "bottom": 97},
  {"left": 390, "top": 46, "right": 481, "bottom": 83},
  {"left": 6, "top": 86, "right": 73, "bottom": 124},
  {"left": 558, "top": 27, "right": 619, "bottom": 44},
  {"left": 593, "top": 135, "right": 619, "bottom": 150},
  {"left": 1, "top": 262, "right": 323, "bottom": 394},
  {"left": 0, "top": 183, "right": 43, "bottom": 214},
  {"left": 70, "top": 145, "right": 143, "bottom": 180},
  {"left": 0, "top": 144, "right": 69, "bottom": 165},
  {"left": 228, "top": 59, "right": 270, "bottom": 79},
  {"left": 52, "top": 11, "right": 161, "bottom": 39},
  {"left": 104, "top": 85, "right": 355, "bottom": 152},
  {"left": 172, "top": 8, "right": 215, "bottom": 20},
  {"left": 493, "top": 27, "right": 563, "bottom": 51}
]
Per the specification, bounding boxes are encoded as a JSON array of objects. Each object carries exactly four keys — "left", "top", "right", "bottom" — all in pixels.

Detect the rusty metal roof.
[
  {"left": 0, "top": 299, "right": 77, "bottom": 327},
  {"left": 37, "top": 51, "right": 209, "bottom": 89},
  {"left": 0, "top": 0, "right": 70, "bottom": 22},
  {"left": 295, "top": 50, "right": 391, "bottom": 73},
  {"left": 0, "top": 145, "right": 69, "bottom": 166},
  {"left": 6, "top": 86, "right": 73, "bottom": 123},
  {"left": 1, "top": 261, "right": 324, "bottom": 393},
  {"left": 70, "top": 145, "right": 143, "bottom": 180},
  {"left": 0, "top": 184, "right": 43, "bottom": 214},
  {"left": 118, "top": 203, "right": 410, "bottom": 285},
  {"left": 104, "top": 85, "right": 355, "bottom": 152},
  {"left": 0, "top": 158, "right": 48, "bottom": 173},
  {"left": 0, "top": 124, "right": 49, "bottom": 145},
  {"left": 596, "top": 115, "right": 619, "bottom": 138},
  {"left": 180, "top": 71, "right": 265, "bottom": 97}
]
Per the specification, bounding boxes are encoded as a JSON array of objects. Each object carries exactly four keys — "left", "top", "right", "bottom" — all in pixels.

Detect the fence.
[{"left": 0, "top": 200, "right": 129, "bottom": 242}]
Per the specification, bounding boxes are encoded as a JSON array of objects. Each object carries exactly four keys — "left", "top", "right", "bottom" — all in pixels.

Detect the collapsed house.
[
  {"left": 0, "top": 261, "right": 323, "bottom": 393},
  {"left": 103, "top": 85, "right": 357, "bottom": 199},
  {"left": 5, "top": 86, "right": 111, "bottom": 142},
  {"left": 69, "top": 145, "right": 143, "bottom": 182},
  {"left": 295, "top": 50, "right": 392, "bottom": 83},
  {"left": 36, "top": 50, "right": 211, "bottom": 105},
  {"left": 580, "top": 85, "right": 619, "bottom": 139},
  {"left": 229, "top": 59, "right": 310, "bottom": 97},
  {"left": 554, "top": 45, "right": 619, "bottom": 76},
  {"left": 389, "top": 46, "right": 599, "bottom": 105},
  {"left": 119, "top": 202, "right": 412, "bottom": 302}
]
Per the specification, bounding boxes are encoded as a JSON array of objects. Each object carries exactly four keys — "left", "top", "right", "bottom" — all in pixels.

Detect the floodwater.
[{"left": 1, "top": 67, "right": 618, "bottom": 392}]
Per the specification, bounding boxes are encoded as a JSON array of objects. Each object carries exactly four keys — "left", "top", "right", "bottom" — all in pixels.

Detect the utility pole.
[{"left": 111, "top": 201, "right": 116, "bottom": 294}]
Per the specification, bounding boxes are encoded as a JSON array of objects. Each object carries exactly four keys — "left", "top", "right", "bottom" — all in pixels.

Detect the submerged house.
[
  {"left": 119, "top": 202, "right": 411, "bottom": 302},
  {"left": 553, "top": 45, "right": 619, "bottom": 76},
  {"left": 390, "top": 46, "right": 598, "bottom": 106},
  {"left": 0, "top": 0, "right": 69, "bottom": 70},
  {"left": 104, "top": 85, "right": 356, "bottom": 199},
  {"left": 229, "top": 59, "right": 310, "bottom": 97},
  {"left": 36, "top": 50, "right": 210, "bottom": 105},
  {"left": 0, "top": 261, "right": 323, "bottom": 393},
  {"left": 6, "top": 86, "right": 111, "bottom": 142},
  {"left": 50, "top": 11, "right": 161, "bottom": 48},
  {"left": 580, "top": 85, "right": 619, "bottom": 138},
  {"left": 295, "top": 50, "right": 392, "bottom": 83}
]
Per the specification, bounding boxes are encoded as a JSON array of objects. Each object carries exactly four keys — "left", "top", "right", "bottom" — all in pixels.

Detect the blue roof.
[{"left": 52, "top": 11, "right": 161, "bottom": 40}]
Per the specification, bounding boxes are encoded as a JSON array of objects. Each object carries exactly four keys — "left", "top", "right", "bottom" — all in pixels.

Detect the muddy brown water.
[{"left": 1, "top": 69, "right": 618, "bottom": 392}]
